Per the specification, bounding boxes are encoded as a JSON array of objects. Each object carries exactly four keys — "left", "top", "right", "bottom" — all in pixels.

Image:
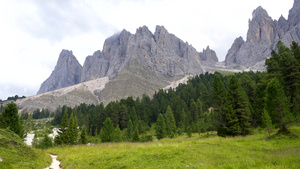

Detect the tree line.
[{"left": 0, "top": 41, "right": 299, "bottom": 146}]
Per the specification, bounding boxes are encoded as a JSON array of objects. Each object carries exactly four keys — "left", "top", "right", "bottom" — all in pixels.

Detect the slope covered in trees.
[{"left": 27, "top": 41, "right": 300, "bottom": 144}]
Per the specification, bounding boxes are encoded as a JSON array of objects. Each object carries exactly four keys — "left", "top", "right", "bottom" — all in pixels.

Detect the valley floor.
[{"left": 47, "top": 125, "right": 300, "bottom": 169}]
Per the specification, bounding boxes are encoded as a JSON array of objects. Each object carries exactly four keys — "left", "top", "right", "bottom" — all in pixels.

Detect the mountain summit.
[
  {"left": 38, "top": 25, "right": 218, "bottom": 95},
  {"left": 225, "top": 0, "right": 300, "bottom": 69}
]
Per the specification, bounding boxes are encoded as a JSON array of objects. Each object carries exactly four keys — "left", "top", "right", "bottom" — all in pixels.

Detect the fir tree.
[
  {"left": 132, "top": 127, "right": 140, "bottom": 142},
  {"left": 228, "top": 75, "right": 252, "bottom": 135},
  {"left": 165, "top": 105, "right": 176, "bottom": 138},
  {"left": 79, "top": 125, "right": 88, "bottom": 144},
  {"left": 56, "top": 109, "right": 69, "bottom": 144},
  {"left": 155, "top": 114, "right": 166, "bottom": 139},
  {"left": 113, "top": 125, "right": 122, "bottom": 142},
  {"left": 262, "top": 109, "right": 272, "bottom": 137},
  {"left": 100, "top": 117, "right": 114, "bottom": 142},
  {"left": 265, "top": 78, "right": 294, "bottom": 130},
  {"left": 0, "top": 103, "right": 24, "bottom": 138},
  {"left": 126, "top": 119, "right": 133, "bottom": 141},
  {"left": 212, "top": 74, "right": 227, "bottom": 134}
]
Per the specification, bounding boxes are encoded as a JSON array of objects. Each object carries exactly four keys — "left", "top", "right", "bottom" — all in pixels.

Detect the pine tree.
[
  {"left": 132, "top": 127, "right": 140, "bottom": 142},
  {"left": 126, "top": 119, "right": 133, "bottom": 141},
  {"left": 56, "top": 109, "right": 69, "bottom": 144},
  {"left": 80, "top": 125, "right": 88, "bottom": 144},
  {"left": 113, "top": 125, "right": 122, "bottom": 142},
  {"left": 155, "top": 114, "right": 166, "bottom": 140},
  {"left": 212, "top": 74, "right": 227, "bottom": 134},
  {"left": 165, "top": 105, "right": 176, "bottom": 138},
  {"left": 265, "top": 78, "right": 294, "bottom": 130},
  {"left": 0, "top": 103, "right": 24, "bottom": 138},
  {"left": 262, "top": 109, "right": 272, "bottom": 137},
  {"left": 100, "top": 117, "right": 114, "bottom": 142}
]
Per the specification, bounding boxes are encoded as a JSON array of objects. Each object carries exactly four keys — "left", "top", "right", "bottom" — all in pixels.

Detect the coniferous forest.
[
  {"left": 44, "top": 41, "right": 300, "bottom": 145},
  {"left": 1, "top": 41, "right": 300, "bottom": 146}
]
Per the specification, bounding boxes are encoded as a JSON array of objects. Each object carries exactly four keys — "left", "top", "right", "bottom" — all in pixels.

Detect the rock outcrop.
[
  {"left": 199, "top": 46, "right": 218, "bottom": 63},
  {"left": 39, "top": 25, "right": 210, "bottom": 95},
  {"left": 80, "top": 25, "right": 203, "bottom": 82},
  {"left": 37, "top": 50, "right": 82, "bottom": 94},
  {"left": 225, "top": 0, "right": 300, "bottom": 70}
]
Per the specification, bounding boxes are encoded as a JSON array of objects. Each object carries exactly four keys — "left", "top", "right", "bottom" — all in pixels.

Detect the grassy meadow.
[
  {"left": 47, "top": 125, "right": 300, "bottom": 169},
  {"left": 0, "top": 129, "right": 51, "bottom": 169}
]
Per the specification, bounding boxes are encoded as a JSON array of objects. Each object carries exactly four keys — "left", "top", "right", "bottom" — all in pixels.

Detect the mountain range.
[{"left": 16, "top": 0, "right": 300, "bottom": 112}]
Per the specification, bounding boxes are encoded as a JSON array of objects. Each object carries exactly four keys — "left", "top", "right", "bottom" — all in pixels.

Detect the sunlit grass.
[{"left": 47, "top": 125, "right": 300, "bottom": 169}]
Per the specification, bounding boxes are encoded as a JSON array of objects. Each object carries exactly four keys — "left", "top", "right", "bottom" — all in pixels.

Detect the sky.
[{"left": 0, "top": 0, "right": 294, "bottom": 100}]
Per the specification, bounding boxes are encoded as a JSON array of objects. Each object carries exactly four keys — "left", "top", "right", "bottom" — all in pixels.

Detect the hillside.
[{"left": 0, "top": 129, "right": 51, "bottom": 169}]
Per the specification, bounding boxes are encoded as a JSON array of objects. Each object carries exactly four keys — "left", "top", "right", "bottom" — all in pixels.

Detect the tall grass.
[{"left": 47, "top": 125, "right": 300, "bottom": 169}]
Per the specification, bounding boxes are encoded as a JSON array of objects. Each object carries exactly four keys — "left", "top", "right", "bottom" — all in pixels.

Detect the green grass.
[
  {"left": 0, "top": 128, "right": 51, "bottom": 169},
  {"left": 47, "top": 125, "right": 300, "bottom": 169}
]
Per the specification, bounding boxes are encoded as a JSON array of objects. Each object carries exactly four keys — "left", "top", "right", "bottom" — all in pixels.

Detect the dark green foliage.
[
  {"left": 155, "top": 114, "right": 166, "bottom": 139},
  {"left": 220, "top": 75, "right": 252, "bottom": 136},
  {"left": 55, "top": 109, "right": 69, "bottom": 145},
  {"left": 38, "top": 134, "right": 53, "bottom": 149},
  {"left": 262, "top": 109, "right": 273, "bottom": 137},
  {"left": 0, "top": 103, "right": 24, "bottom": 138},
  {"left": 126, "top": 119, "right": 133, "bottom": 140},
  {"left": 212, "top": 74, "right": 227, "bottom": 134},
  {"left": 113, "top": 125, "right": 122, "bottom": 142},
  {"left": 165, "top": 105, "right": 176, "bottom": 137},
  {"left": 80, "top": 125, "right": 88, "bottom": 144},
  {"left": 265, "top": 78, "right": 294, "bottom": 130},
  {"left": 186, "top": 125, "right": 192, "bottom": 138},
  {"left": 100, "top": 118, "right": 114, "bottom": 142},
  {"left": 132, "top": 127, "right": 140, "bottom": 142}
]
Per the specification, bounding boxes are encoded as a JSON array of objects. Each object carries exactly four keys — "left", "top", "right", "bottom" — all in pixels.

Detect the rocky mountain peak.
[
  {"left": 251, "top": 6, "right": 270, "bottom": 20},
  {"left": 288, "top": 0, "right": 300, "bottom": 27},
  {"left": 200, "top": 46, "right": 218, "bottom": 63},
  {"left": 37, "top": 49, "right": 82, "bottom": 94},
  {"left": 247, "top": 6, "right": 275, "bottom": 44},
  {"left": 135, "top": 25, "right": 154, "bottom": 38}
]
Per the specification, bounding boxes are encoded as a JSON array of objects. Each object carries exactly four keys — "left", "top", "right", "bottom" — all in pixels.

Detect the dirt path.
[{"left": 45, "top": 154, "right": 61, "bottom": 169}]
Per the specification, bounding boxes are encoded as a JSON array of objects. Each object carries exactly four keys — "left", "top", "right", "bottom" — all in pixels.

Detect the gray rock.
[
  {"left": 200, "top": 46, "right": 219, "bottom": 63},
  {"left": 37, "top": 50, "right": 82, "bottom": 94},
  {"left": 80, "top": 25, "right": 203, "bottom": 80},
  {"left": 225, "top": 0, "right": 300, "bottom": 70}
]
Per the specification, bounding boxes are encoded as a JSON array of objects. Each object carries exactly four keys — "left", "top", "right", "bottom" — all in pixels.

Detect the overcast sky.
[{"left": 0, "top": 0, "right": 294, "bottom": 100}]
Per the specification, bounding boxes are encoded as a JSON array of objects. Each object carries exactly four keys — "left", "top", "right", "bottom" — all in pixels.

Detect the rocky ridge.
[
  {"left": 38, "top": 25, "right": 219, "bottom": 95},
  {"left": 225, "top": 0, "right": 300, "bottom": 69},
  {"left": 37, "top": 50, "right": 82, "bottom": 94},
  {"left": 23, "top": 25, "right": 219, "bottom": 112}
]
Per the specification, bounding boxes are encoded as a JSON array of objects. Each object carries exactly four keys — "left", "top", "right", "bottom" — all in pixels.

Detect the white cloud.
[{"left": 0, "top": 0, "right": 294, "bottom": 100}]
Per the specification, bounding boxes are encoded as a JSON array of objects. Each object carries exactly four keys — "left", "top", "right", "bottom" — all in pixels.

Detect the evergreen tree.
[
  {"left": 155, "top": 114, "right": 166, "bottom": 139},
  {"left": 262, "top": 109, "right": 272, "bottom": 137},
  {"left": 56, "top": 109, "right": 69, "bottom": 144},
  {"left": 100, "top": 117, "right": 114, "bottom": 142},
  {"left": 132, "top": 127, "right": 140, "bottom": 142},
  {"left": 79, "top": 125, "right": 88, "bottom": 144},
  {"left": 228, "top": 75, "right": 252, "bottom": 135},
  {"left": 165, "top": 105, "right": 176, "bottom": 138},
  {"left": 265, "top": 78, "right": 294, "bottom": 130},
  {"left": 212, "top": 74, "right": 227, "bottom": 134},
  {"left": 126, "top": 119, "right": 133, "bottom": 140},
  {"left": 39, "top": 134, "right": 53, "bottom": 149},
  {"left": 186, "top": 125, "right": 192, "bottom": 138},
  {"left": 0, "top": 103, "right": 24, "bottom": 138},
  {"left": 113, "top": 125, "right": 122, "bottom": 142}
]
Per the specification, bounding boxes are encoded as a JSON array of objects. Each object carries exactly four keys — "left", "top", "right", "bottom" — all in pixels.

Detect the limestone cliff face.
[
  {"left": 80, "top": 25, "right": 204, "bottom": 82},
  {"left": 225, "top": 0, "right": 300, "bottom": 69},
  {"left": 199, "top": 46, "right": 218, "bottom": 63},
  {"left": 38, "top": 25, "right": 215, "bottom": 94},
  {"left": 37, "top": 50, "right": 82, "bottom": 94}
]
